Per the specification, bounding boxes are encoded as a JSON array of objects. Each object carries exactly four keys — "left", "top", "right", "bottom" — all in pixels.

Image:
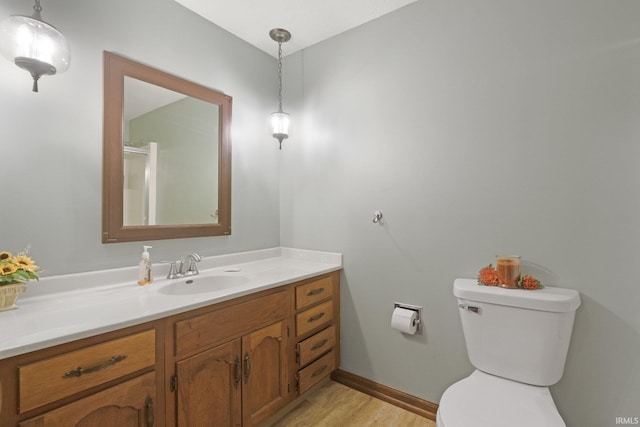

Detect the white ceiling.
[{"left": 173, "top": 0, "right": 418, "bottom": 57}]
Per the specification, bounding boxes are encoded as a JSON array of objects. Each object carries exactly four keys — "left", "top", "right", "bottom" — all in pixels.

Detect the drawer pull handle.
[
  {"left": 311, "top": 365, "right": 328, "bottom": 378},
  {"left": 244, "top": 352, "right": 251, "bottom": 384},
  {"left": 307, "top": 312, "right": 325, "bottom": 323},
  {"left": 62, "top": 355, "right": 127, "bottom": 379},
  {"left": 307, "top": 287, "right": 325, "bottom": 297},
  {"left": 145, "top": 394, "right": 155, "bottom": 427},
  {"left": 311, "top": 339, "right": 329, "bottom": 351}
]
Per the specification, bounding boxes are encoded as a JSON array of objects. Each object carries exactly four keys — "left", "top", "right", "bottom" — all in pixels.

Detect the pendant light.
[
  {"left": 0, "top": 0, "right": 70, "bottom": 92},
  {"left": 270, "top": 28, "right": 291, "bottom": 149}
]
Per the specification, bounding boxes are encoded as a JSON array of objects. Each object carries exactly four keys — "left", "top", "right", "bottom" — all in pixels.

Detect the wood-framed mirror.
[{"left": 102, "top": 51, "right": 231, "bottom": 243}]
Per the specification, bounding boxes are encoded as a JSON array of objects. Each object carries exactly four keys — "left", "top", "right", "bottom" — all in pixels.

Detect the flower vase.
[{"left": 0, "top": 282, "right": 27, "bottom": 311}]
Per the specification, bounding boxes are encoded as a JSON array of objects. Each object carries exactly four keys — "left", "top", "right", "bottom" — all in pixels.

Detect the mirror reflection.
[{"left": 123, "top": 77, "right": 220, "bottom": 226}]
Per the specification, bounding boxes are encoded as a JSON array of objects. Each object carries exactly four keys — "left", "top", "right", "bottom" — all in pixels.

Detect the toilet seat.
[{"left": 437, "top": 370, "right": 566, "bottom": 427}]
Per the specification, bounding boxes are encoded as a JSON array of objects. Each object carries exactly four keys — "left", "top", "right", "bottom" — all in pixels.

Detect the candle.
[{"left": 496, "top": 255, "right": 521, "bottom": 288}]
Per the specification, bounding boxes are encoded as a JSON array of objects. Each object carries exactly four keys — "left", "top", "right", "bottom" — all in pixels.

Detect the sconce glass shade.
[
  {"left": 271, "top": 111, "right": 290, "bottom": 149},
  {"left": 0, "top": 14, "right": 70, "bottom": 92}
]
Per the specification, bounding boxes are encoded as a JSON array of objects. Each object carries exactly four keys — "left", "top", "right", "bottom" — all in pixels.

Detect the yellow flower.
[
  {"left": 0, "top": 248, "right": 40, "bottom": 285},
  {"left": 13, "top": 255, "right": 38, "bottom": 272},
  {"left": 1, "top": 263, "right": 18, "bottom": 276}
]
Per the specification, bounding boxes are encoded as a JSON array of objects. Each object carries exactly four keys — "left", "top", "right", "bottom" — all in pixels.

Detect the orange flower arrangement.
[
  {"left": 477, "top": 265, "right": 499, "bottom": 286},
  {"left": 518, "top": 275, "right": 541, "bottom": 290},
  {"left": 477, "top": 264, "right": 543, "bottom": 290}
]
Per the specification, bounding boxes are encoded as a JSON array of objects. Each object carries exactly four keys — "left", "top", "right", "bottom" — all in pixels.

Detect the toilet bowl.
[
  {"left": 437, "top": 278, "right": 581, "bottom": 427},
  {"left": 436, "top": 370, "right": 565, "bottom": 427}
]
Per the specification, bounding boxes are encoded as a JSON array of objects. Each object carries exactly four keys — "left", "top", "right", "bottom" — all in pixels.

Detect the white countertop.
[{"left": 0, "top": 247, "right": 342, "bottom": 360}]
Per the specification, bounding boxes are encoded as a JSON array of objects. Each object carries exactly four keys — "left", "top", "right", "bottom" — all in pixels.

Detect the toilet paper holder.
[{"left": 394, "top": 302, "right": 422, "bottom": 334}]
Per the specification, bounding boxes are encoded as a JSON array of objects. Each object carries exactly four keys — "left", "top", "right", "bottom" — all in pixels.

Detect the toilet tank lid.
[{"left": 454, "top": 278, "right": 581, "bottom": 312}]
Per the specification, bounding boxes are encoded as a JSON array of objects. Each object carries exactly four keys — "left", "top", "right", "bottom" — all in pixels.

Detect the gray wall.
[
  {"left": 0, "top": 0, "right": 281, "bottom": 274},
  {"left": 280, "top": 1, "right": 640, "bottom": 426}
]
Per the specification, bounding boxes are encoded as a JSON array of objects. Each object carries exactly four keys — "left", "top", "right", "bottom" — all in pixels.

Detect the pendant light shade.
[
  {"left": 0, "top": 0, "right": 70, "bottom": 92},
  {"left": 271, "top": 111, "right": 290, "bottom": 142},
  {"left": 269, "top": 28, "right": 291, "bottom": 149}
]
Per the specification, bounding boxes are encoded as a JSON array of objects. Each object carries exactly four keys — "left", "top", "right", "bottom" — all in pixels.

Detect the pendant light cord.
[
  {"left": 32, "top": 0, "right": 43, "bottom": 20},
  {"left": 277, "top": 41, "right": 283, "bottom": 113}
]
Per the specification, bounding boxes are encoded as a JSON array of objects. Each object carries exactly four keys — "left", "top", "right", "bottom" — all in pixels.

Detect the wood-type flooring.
[{"left": 271, "top": 380, "right": 437, "bottom": 427}]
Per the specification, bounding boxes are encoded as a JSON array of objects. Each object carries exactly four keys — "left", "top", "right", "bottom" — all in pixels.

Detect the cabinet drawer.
[
  {"left": 296, "top": 300, "right": 333, "bottom": 337},
  {"left": 298, "top": 350, "right": 335, "bottom": 395},
  {"left": 19, "top": 330, "right": 155, "bottom": 414},
  {"left": 295, "top": 276, "right": 333, "bottom": 310},
  {"left": 175, "top": 290, "right": 288, "bottom": 358},
  {"left": 297, "top": 325, "right": 336, "bottom": 368},
  {"left": 19, "top": 372, "right": 156, "bottom": 426}
]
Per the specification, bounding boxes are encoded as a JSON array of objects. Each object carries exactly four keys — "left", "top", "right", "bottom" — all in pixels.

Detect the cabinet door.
[
  {"left": 176, "top": 340, "right": 241, "bottom": 427},
  {"left": 19, "top": 372, "right": 156, "bottom": 427},
  {"left": 241, "top": 321, "right": 288, "bottom": 427}
]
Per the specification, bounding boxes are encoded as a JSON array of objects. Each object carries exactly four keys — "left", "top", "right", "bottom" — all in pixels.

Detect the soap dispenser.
[{"left": 137, "top": 245, "right": 153, "bottom": 286}]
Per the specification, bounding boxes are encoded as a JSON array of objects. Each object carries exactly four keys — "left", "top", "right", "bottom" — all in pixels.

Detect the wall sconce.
[
  {"left": 0, "top": 0, "right": 70, "bottom": 92},
  {"left": 269, "top": 28, "right": 291, "bottom": 149}
]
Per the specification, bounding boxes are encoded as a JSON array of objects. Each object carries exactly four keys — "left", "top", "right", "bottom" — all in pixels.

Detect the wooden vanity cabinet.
[
  {"left": 166, "top": 289, "right": 290, "bottom": 427},
  {"left": 0, "top": 322, "right": 163, "bottom": 427},
  {"left": 0, "top": 270, "right": 341, "bottom": 427}
]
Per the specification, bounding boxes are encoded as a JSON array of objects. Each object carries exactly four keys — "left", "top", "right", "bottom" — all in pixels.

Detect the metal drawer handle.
[
  {"left": 62, "top": 355, "right": 127, "bottom": 379},
  {"left": 311, "top": 365, "right": 328, "bottom": 378},
  {"left": 307, "top": 312, "right": 325, "bottom": 323},
  {"left": 307, "top": 287, "right": 325, "bottom": 297},
  {"left": 310, "top": 339, "right": 328, "bottom": 351}
]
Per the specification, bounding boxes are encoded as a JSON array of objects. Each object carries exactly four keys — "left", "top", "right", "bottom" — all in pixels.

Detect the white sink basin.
[{"left": 158, "top": 275, "right": 250, "bottom": 295}]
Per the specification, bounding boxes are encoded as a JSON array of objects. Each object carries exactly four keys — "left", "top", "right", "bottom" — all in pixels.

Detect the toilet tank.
[{"left": 453, "top": 278, "right": 581, "bottom": 386}]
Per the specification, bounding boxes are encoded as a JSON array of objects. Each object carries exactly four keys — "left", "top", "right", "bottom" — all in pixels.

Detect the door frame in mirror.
[{"left": 102, "top": 51, "right": 232, "bottom": 243}]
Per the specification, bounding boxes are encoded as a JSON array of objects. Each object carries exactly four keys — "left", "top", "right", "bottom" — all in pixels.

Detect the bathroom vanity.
[{"left": 0, "top": 248, "right": 341, "bottom": 427}]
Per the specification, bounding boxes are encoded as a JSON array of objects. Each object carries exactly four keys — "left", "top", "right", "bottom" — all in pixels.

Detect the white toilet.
[{"left": 436, "top": 278, "right": 581, "bottom": 427}]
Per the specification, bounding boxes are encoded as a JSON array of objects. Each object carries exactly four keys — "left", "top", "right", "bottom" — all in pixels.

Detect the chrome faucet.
[
  {"left": 162, "top": 253, "right": 202, "bottom": 279},
  {"left": 180, "top": 253, "right": 202, "bottom": 277}
]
